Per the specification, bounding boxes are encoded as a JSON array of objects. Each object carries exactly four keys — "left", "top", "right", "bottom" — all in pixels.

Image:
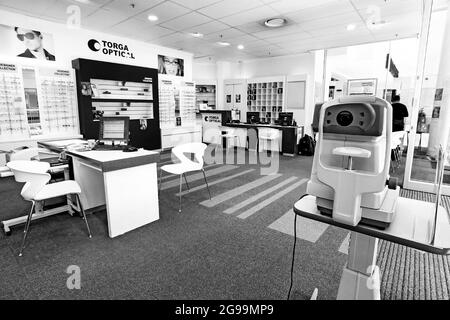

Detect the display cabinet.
[
  {"left": 72, "top": 58, "right": 160, "bottom": 150},
  {"left": 195, "top": 83, "right": 216, "bottom": 111},
  {"left": 246, "top": 76, "right": 285, "bottom": 124}
]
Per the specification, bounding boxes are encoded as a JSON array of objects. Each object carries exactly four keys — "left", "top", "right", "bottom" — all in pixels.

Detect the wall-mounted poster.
[
  {"left": 0, "top": 24, "right": 56, "bottom": 61},
  {"left": 158, "top": 55, "right": 184, "bottom": 77},
  {"left": 347, "top": 78, "right": 377, "bottom": 96}
]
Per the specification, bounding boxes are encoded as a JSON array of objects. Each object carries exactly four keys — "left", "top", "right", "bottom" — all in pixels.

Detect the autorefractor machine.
[
  {"left": 293, "top": 96, "right": 450, "bottom": 300},
  {"left": 307, "top": 96, "right": 398, "bottom": 229}
]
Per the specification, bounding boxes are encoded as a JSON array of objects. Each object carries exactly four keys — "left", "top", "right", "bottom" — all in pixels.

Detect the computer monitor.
[
  {"left": 279, "top": 112, "right": 293, "bottom": 126},
  {"left": 247, "top": 112, "right": 260, "bottom": 124},
  {"left": 99, "top": 117, "right": 130, "bottom": 143}
]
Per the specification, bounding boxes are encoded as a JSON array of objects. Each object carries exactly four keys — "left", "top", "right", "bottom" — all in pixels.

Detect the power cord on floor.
[
  {"left": 287, "top": 193, "right": 307, "bottom": 300},
  {"left": 287, "top": 210, "right": 298, "bottom": 300}
]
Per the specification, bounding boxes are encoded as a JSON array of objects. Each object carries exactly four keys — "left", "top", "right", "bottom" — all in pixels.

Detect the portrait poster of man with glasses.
[
  {"left": 0, "top": 24, "right": 56, "bottom": 61},
  {"left": 158, "top": 55, "right": 184, "bottom": 77}
]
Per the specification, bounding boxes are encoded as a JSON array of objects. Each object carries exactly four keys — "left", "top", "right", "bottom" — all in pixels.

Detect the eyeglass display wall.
[
  {"left": 72, "top": 58, "right": 161, "bottom": 150},
  {"left": 179, "top": 81, "right": 196, "bottom": 125},
  {"left": 0, "top": 62, "right": 79, "bottom": 142},
  {"left": 158, "top": 80, "right": 196, "bottom": 128},
  {"left": 39, "top": 68, "right": 79, "bottom": 135},
  {"left": 159, "top": 79, "right": 176, "bottom": 128}
]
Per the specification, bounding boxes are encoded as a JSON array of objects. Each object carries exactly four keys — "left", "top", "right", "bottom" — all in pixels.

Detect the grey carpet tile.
[
  {"left": 1, "top": 151, "right": 448, "bottom": 300},
  {"left": 378, "top": 189, "right": 450, "bottom": 300}
]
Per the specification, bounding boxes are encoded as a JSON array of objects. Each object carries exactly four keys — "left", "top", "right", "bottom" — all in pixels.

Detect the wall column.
[{"left": 427, "top": 4, "right": 450, "bottom": 159}]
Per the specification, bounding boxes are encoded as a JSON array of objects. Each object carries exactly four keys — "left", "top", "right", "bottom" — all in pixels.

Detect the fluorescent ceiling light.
[
  {"left": 346, "top": 24, "right": 356, "bottom": 31},
  {"left": 217, "top": 42, "right": 231, "bottom": 46},
  {"left": 147, "top": 15, "right": 159, "bottom": 22},
  {"left": 264, "top": 18, "right": 286, "bottom": 28},
  {"left": 237, "top": 44, "right": 245, "bottom": 50},
  {"left": 74, "top": 0, "right": 91, "bottom": 3}
]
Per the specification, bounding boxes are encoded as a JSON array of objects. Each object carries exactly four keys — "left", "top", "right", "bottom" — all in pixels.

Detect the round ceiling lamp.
[{"left": 264, "top": 18, "right": 287, "bottom": 28}]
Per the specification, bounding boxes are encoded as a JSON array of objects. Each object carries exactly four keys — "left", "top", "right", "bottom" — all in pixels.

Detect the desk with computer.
[
  {"left": 223, "top": 112, "right": 302, "bottom": 155},
  {"left": 38, "top": 116, "right": 160, "bottom": 238}
]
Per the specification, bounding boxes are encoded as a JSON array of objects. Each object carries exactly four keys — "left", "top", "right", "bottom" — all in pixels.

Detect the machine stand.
[{"left": 337, "top": 232, "right": 380, "bottom": 300}]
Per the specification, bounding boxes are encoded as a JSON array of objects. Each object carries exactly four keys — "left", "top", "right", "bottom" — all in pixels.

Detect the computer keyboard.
[{"left": 91, "top": 144, "right": 125, "bottom": 151}]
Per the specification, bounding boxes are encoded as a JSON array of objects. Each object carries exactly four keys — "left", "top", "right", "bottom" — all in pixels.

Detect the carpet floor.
[{"left": 0, "top": 148, "right": 448, "bottom": 300}]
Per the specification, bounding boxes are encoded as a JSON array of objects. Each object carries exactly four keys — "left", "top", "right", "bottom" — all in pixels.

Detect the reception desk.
[
  {"left": 66, "top": 149, "right": 160, "bottom": 238},
  {"left": 222, "top": 123, "right": 303, "bottom": 156},
  {"left": 39, "top": 139, "right": 161, "bottom": 238}
]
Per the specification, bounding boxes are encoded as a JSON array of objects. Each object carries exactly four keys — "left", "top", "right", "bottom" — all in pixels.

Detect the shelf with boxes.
[
  {"left": 246, "top": 78, "right": 285, "bottom": 124},
  {"left": 196, "top": 84, "right": 216, "bottom": 110},
  {"left": 90, "top": 79, "right": 154, "bottom": 120}
]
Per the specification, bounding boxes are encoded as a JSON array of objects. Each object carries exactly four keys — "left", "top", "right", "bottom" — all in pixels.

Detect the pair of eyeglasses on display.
[{"left": 16, "top": 32, "right": 38, "bottom": 41}]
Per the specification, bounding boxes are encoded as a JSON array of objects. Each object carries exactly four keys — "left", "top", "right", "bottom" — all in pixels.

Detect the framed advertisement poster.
[
  {"left": 347, "top": 78, "right": 377, "bottom": 96},
  {"left": 0, "top": 23, "right": 56, "bottom": 61}
]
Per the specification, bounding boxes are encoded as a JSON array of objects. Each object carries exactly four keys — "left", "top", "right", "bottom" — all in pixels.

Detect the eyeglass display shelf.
[
  {"left": 293, "top": 195, "right": 450, "bottom": 255},
  {"left": 91, "top": 98, "right": 153, "bottom": 103}
]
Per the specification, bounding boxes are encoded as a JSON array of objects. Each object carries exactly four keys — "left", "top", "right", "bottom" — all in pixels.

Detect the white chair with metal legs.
[
  {"left": 159, "top": 143, "right": 211, "bottom": 213},
  {"left": 1, "top": 147, "right": 59, "bottom": 178},
  {"left": 6, "top": 160, "right": 92, "bottom": 256},
  {"left": 258, "top": 128, "right": 281, "bottom": 153},
  {"left": 219, "top": 126, "right": 241, "bottom": 150}
]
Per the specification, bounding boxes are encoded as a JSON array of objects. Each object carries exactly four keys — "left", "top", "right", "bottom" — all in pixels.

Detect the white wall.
[
  {"left": 0, "top": 9, "right": 194, "bottom": 162},
  {"left": 197, "top": 53, "right": 317, "bottom": 133},
  {"left": 0, "top": 9, "right": 193, "bottom": 79},
  {"left": 193, "top": 62, "right": 217, "bottom": 80}
]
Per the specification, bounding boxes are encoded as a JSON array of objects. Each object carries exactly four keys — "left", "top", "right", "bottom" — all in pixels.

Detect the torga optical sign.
[{"left": 88, "top": 39, "right": 135, "bottom": 59}]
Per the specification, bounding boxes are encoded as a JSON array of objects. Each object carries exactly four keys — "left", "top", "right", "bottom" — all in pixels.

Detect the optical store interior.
[{"left": 1, "top": 0, "right": 450, "bottom": 301}]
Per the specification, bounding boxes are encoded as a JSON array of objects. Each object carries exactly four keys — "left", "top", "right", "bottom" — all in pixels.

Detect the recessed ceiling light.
[
  {"left": 237, "top": 44, "right": 245, "bottom": 50},
  {"left": 217, "top": 41, "right": 231, "bottom": 46},
  {"left": 264, "top": 18, "right": 287, "bottom": 28},
  {"left": 147, "top": 15, "right": 158, "bottom": 22},
  {"left": 346, "top": 24, "right": 356, "bottom": 31},
  {"left": 190, "top": 32, "right": 204, "bottom": 38},
  {"left": 74, "top": 0, "right": 91, "bottom": 3}
]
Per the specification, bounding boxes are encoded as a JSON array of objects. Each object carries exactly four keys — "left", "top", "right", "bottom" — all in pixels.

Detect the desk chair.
[
  {"left": 7, "top": 160, "right": 92, "bottom": 256},
  {"left": 1, "top": 147, "right": 61, "bottom": 178},
  {"left": 258, "top": 128, "right": 281, "bottom": 153},
  {"left": 219, "top": 127, "right": 241, "bottom": 150},
  {"left": 159, "top": 143, "right": 211, "bottom": 213}
]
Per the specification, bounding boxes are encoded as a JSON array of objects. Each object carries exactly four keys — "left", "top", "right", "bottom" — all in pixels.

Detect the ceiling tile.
[
  {"left": 159, "top": 12, "right": 212, "bottom": 31},
  {"left": 0, "top": 0, "right": 57, "bottom": 17},
  {"left": 81, "top": 7, "right": 130, "bottom": 30},
  {"left": 298, "top": 11, "right": 363, "bottom": 32},
  {"left": 134, "top": 1, "right": 191, "bottom": 23},
  {"left": 170, "top": 0, "right": 223, "bottom": 10},
  {"left": 235, "top": 22, "right": 268, "bottom": 33},
  {"left": 252, "top": 24, "right": 307, "bottom": 39},
  {"left": 104, "top": 0, "right": 165, "bottom": 17},
  {"left": 37, "top": 0, "right": 99, "bottom": 23},
  {"left": 142, "top": 26, "right": 176, "bottom": 41},
  {"left": 198, "top": 0, "right": 263, "bottom": 19},
  {"left": 203, "top": 28, "right": 247, "bottom": 42},
  {"left": 269, "top": 0, "right": 339, "bottom": 14},
  {"left": 219, "top": 5, "right": 278, "bottom": 26},
  {"left": 286, "top": 1, "right": 355, "bottom": 23},
  {"left": 185, "top": 20, "right": 230, "bottom": 35}
]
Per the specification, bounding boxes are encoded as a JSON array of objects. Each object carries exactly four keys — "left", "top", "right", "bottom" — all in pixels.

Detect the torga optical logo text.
[{"left": 88, "top": 39, "right": 135, "bottom": 59}]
